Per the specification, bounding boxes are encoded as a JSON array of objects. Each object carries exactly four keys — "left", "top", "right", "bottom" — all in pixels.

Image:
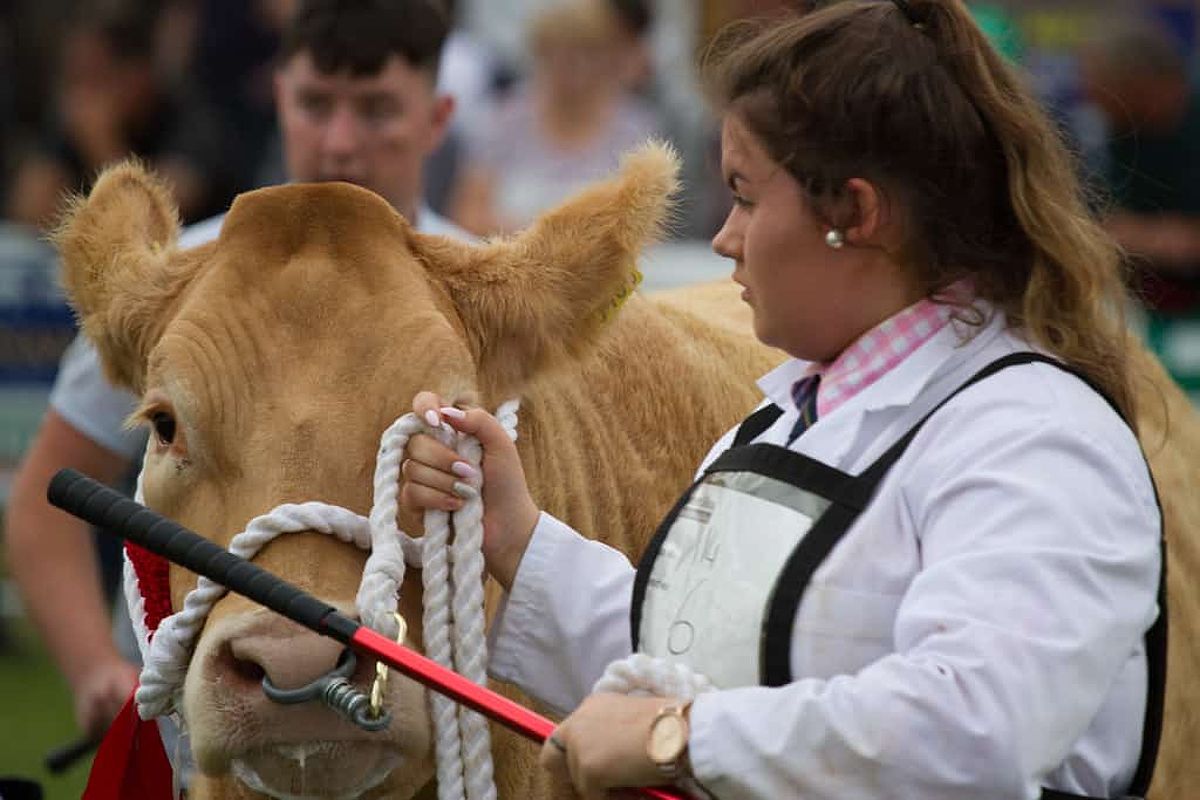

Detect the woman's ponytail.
[{"left": 909, "top": 0, "right": 1136, "bottom": 420}]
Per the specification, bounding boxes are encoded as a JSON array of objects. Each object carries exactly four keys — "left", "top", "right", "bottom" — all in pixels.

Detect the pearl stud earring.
[{"left": 825, "top": 229, "right": 845, "bottom": 249}]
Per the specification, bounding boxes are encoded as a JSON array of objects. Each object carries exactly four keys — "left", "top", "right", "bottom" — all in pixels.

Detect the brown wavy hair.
[{"left": 703, "top": 0, "right": 1137, "bottom": 421}]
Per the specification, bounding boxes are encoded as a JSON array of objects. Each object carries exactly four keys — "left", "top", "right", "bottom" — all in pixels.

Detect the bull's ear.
[
  {"left": 53, "top": 160, "right": 200, "bottom": 393},
  {"left": 413, "top": 141, "right": 679, "bottom": 397}
]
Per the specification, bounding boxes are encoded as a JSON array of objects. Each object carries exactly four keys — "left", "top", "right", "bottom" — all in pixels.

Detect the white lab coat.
[{"left": 487, "top": 312, "right": 1161, "bottom": 800}]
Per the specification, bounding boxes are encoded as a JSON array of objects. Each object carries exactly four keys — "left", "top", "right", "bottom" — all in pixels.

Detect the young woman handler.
[{"left": 400, "top": 1, "right": 1165, "bottom": 797}]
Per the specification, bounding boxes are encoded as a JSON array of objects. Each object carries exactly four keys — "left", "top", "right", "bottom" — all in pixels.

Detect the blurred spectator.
[
  {"left": 1079, "top": 16, "right": 1200, "bottom": 400},
  {"left": 4, "top": 3, "right": 234, "bottom": 232},
  {"left": 0, "top": 0, "right": 77, "bottom": 179},
  {"left": 687, "top": 0, "right": 817, "bottom": 239},
  {"left": 0, "top": 15, "right": 16, "bottom": 193},
  {"left": 608, "top": 0, "right": 655, "bottom": 94},
  {"left": 705, "top": 0, "right": 811, "bottom": 31},
  {"left": 189, "top": 0, "right": 289, "bottom": 192},
  {"left": 605, "top": 0, "right": 722, "bottom": 239},
  {"left": 423, "top": 0, "right": 502, "bottom": 215},
  {"left": 448, "top": 0, "right": 659, "bottom": 235},
  {"left": 437, "top": 0, "right": 500, "bottom": 134}
]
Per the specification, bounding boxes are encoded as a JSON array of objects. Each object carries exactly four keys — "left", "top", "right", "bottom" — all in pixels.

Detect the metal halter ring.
[
  {"left": 369, "top": 613, "right": 408, "bottom": 721},
  {"left": 261, "top": 647, "right": 392, "bottom": 732},
  {"left": 261, "top": 647, "right": 357, "bottom": 704}
]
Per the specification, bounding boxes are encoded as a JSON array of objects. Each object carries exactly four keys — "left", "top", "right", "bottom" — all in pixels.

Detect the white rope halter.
[{"left": 124, "top": 400, "right": 520, "bottom": 800}]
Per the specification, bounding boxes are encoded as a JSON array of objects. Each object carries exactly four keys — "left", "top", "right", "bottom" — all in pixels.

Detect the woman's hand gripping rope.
[{"left": 399, "top": 392, "right": 541, "bottom": 591}]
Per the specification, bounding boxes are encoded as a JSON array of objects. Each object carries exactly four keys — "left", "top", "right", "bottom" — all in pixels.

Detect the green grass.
[
  {"left": 0, "top": 509, "right": 93, "bottom": 798},
  {"left": 0, "top": 618, "right": 93, "bottom": 799}
]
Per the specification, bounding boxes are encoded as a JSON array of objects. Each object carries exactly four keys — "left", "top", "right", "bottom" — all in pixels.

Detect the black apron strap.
[
  {"left": 732, "top": 404, "right": 783, "bottom": 447},
  {"left": 631, "top": 401, "right": 804, "bottom": 650},
  {"left": 760, "top": 354, "right": 1062, "bottom": 681},
  {"left": 765, "top": 351, "right": 1166, "bottom": 797},
  {"left": 759, "top": 499, "right": 862, "bottom": 685},
  {"left": 843, "top": 351, "right": 1165, "bottom": 800},
  {"left": 706, "top": 444, "right": 863, "bottom": 509},
  {"left": 629, "top": 483, "right": 698, "bottom": 651},
  {"left": 1127, "top": 503, "right": 1168, "bottom": 799},
  {"left": 844, "top": 353, "right": 1066, "bottom": 505},
  {"left": 639, "top": 353, "right": 1165, "bottom": 798}
]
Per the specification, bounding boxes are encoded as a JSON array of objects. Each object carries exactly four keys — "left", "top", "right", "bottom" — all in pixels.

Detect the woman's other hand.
[
  {"left": 400, "top": 392, "right": 540, "bottom": 590},
  {"left": 540, "top": 693, "right": 677, "bottom": 799}
]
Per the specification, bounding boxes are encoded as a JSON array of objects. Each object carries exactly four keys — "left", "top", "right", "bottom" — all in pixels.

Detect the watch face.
[{"left": 648, "top": 712, "right": 686, "bottom": 764}]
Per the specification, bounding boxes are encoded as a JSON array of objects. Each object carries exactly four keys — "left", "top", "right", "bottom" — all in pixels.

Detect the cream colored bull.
[{"left": 55, "top": 146, "right": 777, "bottom": 799}]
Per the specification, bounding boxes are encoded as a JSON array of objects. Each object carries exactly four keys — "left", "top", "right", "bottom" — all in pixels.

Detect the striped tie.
[{"left": 787, "top": 375, "right": 820, "bottom": 445}]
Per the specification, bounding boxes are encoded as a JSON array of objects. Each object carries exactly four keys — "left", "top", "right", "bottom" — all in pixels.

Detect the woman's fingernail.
[
  {"left": 452, "top": 481, "right": 478, "bottom": 499},
  {"left": 451, "top": 461, "right": 479, "bottom": 480},
  {"left": 440, "top": 406, "right": 467, "bottom": 420},
  {"left": 424, "top": 410, "right": 440, "bottom": 427}
]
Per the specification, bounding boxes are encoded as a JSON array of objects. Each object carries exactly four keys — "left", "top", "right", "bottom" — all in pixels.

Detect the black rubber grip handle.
[{"left": 46, "top": 468, "right": 354, "bottom": 643}]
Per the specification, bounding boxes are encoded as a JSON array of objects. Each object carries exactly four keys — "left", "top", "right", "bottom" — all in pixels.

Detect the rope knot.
[{"left": 594, "top": 653, "right": 715, "bottom": 701}]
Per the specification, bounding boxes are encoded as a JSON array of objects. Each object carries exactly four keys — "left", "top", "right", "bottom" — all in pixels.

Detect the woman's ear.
[{"left": 841, "top": 177, "right": 886, "bottom": 246}]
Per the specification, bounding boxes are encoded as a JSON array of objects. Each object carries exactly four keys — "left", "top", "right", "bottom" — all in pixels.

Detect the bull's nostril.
[
  {"left": 231, "top": 654, "right": 266, "bottom": 685},
  {"left": 225, "top": 629, "right": 350, "bottom": 694}
]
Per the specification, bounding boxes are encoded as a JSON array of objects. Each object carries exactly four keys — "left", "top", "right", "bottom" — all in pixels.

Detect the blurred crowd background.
[{"left": 0, "top": 0, "right": 1197, "bottom": 794}]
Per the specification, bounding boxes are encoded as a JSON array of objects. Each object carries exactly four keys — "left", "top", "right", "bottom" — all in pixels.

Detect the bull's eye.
[{"left": 150, "top": 411, "right": 177, "bottom": 446}]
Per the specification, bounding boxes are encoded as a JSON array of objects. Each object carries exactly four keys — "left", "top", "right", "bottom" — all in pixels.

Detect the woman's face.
[{"left": 712, "top": 114, "right": 916, "bottom": 362}]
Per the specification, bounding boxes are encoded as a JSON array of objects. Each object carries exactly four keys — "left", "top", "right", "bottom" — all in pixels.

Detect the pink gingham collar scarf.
[{"left": 804, "top": 297, "right": 956, "bottom": 418}]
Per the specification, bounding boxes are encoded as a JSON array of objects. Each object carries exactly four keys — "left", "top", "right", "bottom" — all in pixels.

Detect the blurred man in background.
[
  {"left": 1080, "top": 16, "right": 1200, "bottom": 402},
  {"left": 4, "top": 0, "right": 464, "bottom": 756}
]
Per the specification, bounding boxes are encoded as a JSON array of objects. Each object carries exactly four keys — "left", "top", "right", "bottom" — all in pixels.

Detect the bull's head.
[{"left": 55, "top": 145, "right": 678, "bottom": 798}]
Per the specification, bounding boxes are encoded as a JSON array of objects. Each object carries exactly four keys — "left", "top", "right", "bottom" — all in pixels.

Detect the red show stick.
[
  {"left": 348, "top": 626, "right": 684, "bottom": 800},
  {"left": 48, "top": 469, "right": 689, "bottom": 800},
  {"left": 350, "top": 624, "right": 555, "bottom": 742}
]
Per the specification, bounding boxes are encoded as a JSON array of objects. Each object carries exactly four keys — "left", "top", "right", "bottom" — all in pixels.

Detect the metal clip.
[
  {"left": 261, "top": 648, "right": 391, "bottom": 732},
  {"left": 369, "top": 613, "right": 407, "bottom": 722}
]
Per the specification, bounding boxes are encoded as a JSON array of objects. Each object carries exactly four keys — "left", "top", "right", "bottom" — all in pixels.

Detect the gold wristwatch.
[{"left": 646, "top": 700, "right": 692, "bottom": 780}]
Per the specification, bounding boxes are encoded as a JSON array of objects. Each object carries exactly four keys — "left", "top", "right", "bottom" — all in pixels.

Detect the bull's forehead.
[
  {"left": 214, "top": 180, "right": 432, "bottom": 297},
  {"left": 145, "top": 182, "right": 476, "bottom": 480}
]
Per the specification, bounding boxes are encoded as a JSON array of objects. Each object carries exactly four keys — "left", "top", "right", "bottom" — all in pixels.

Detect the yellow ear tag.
[{"left": 598, "top": 268, "right": 643, "bottom": 325}]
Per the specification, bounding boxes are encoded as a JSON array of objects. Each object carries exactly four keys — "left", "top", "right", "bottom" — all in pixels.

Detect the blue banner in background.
[
  {"left": 0, "top": 223, "right": 73, "bottom": 384},
  {"left": 996, "top": 2, "right": 1198, "bottom": 112},
  {"left": 1155, "top": 4, "right": 1197, "bottom": 55},
  {"left": 969, "top": 2, "right": 1197, "bottom": 201},
  {"left": 0, "top": 223, "right": 73, "bottom": 481}
]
